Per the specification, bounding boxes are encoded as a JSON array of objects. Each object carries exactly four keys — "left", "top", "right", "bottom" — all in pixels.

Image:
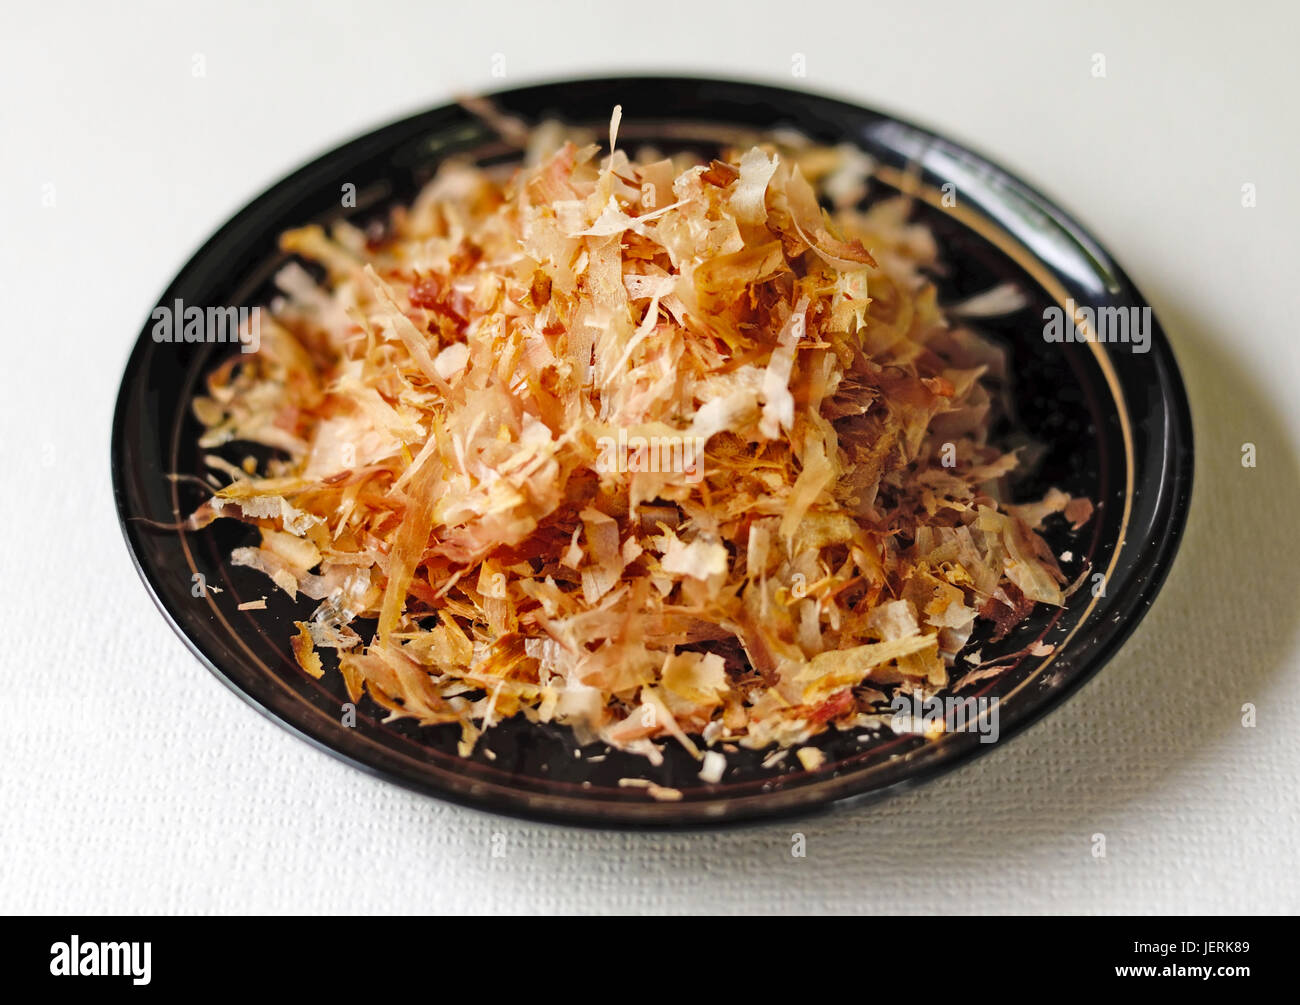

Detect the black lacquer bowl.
[{"left": 112, "top": 77, "right": 1193, "bottom": 827}]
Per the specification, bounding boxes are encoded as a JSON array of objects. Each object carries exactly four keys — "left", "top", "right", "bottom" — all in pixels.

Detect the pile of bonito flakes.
[{"left": 189, "top": 108, "right": 1090, "bottom": 780}]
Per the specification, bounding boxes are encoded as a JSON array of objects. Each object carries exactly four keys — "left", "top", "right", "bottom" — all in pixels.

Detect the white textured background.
[{"left": 2, "top": 0, "right": 1297, "bottom": 915}]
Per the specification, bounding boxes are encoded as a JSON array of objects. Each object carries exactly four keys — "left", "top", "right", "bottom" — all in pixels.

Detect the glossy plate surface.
[{"left": 112, "top": 77, "right": 1193, "bottom": 827}]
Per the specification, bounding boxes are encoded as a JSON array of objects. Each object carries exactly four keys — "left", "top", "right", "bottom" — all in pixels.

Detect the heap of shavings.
[{"left": 188, "top": 110, "right": 1091, "bottom": 769}]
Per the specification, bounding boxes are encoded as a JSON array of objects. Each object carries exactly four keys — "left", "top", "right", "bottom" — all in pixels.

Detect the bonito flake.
[{"left": 189, "top": 110, "right": 1087, "bottom": 766}]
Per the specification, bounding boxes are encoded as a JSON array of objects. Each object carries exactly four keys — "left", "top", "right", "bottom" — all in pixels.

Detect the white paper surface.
[{"left": 2, "top": 0, "right": 1297, "bottom": 915}]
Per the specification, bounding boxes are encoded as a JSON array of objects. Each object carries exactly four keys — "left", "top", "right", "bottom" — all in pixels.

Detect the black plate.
[{"left": 112, "top": 77, "right": 1193, "bottom": 827}]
